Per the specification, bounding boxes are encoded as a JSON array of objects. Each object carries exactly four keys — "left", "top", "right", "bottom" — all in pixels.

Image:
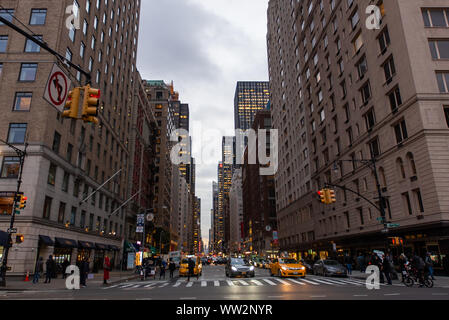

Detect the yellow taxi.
[
  {"left": 270, "top": 258, "right": 306, "bottom": 278},
  {"left": 179, "top": 255, "right": 202, "bottom": 277}
]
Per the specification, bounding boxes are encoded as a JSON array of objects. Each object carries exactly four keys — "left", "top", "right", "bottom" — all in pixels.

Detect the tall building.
[
  {"left": 268, "top": 0, "right": 449, "bottom": 264},
  {"left": 192, "top": 196, "right": 201, "bottom": 254},
  {"left": 0, "top": 0, "right": 141, "bottom": 275},
  {"left": 212, "top": 181, "right": 219, "bottom": 253},
  {"left": 229, "top": 168, "right": 243, "bottom": 254},
  {"left": 234, "top": 81, "right": 270, "bottom": 130}
]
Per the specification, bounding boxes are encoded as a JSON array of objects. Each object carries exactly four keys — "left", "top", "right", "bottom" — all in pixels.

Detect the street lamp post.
[{"left": 0, "top": 139, "right": 28, "bottom": 287}]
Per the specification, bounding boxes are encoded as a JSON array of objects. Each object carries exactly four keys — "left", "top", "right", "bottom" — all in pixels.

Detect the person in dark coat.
[
  {"left": 159, "top": 259, "right": 167, "bottom": 280},
  {"left": 187, "top": 258, "right": 195, "bottom": 282},
  {"left": 357, "top": 253, "right": 365, "bottom": 272},
  {"left": 168, "top": 261, "right": 176, "bottom": 279},
  {"left": 398, "top": 253, "right": 408, "bottom": 283},
  {"left": 33, "top": 257, "right": 44, "bottom": 284},
  {"left": 44, "top": 255, "right": 55, "bottom": 283},
  {"left": 382, "top": 255, "right": 392, "bottom": 285},
  {"left": 80, "top": 257, "right": 90, "bottom": 287},
  {"left": 344, "top": 254, "right": 353, "bottom": 275},
  {"left": 411, "top": 253, "right": 425, "bottom": 287},
  {"left": 61, "top": 259, "right": 70, "bottom": 279}
]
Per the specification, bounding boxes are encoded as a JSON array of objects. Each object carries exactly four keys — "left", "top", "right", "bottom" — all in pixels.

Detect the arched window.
[
  {"left": 406, "top": 152, "right": 417, "bottom": 177},
  {"left": 396, "top": 158, "right": 406, "bottom": 179}
]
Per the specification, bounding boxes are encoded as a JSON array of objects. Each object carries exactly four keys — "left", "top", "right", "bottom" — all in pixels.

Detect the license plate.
[{"left": 293, "top": 272, "right": 298, "bottom": 275}]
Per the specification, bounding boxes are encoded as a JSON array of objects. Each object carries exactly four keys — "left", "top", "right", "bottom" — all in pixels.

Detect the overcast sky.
[{"left": 136, "top": 0, "right": 269, "bottom": 248}]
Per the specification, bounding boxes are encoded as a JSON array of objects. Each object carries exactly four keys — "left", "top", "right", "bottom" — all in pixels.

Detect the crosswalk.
[{"left": 103, "top": 276, "right": 383, "bottom": 290}]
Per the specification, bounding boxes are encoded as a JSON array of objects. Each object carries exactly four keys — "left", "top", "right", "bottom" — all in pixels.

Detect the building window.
[
  {"left": 422, "top": 8, "right": 449, "bottom": 28},
  {"left": 13, "top": 92, "right": 32, "bottom": 111},
  {"left": 444, "top": 106, "right": 449, "bottom": 127},
  {"left": 397, "top": 158, "right": 406, "bottom": 179},
  {"left": 383, "top": 56, "right": 396, "bottom": 84},
  {"left": 351, "top": 11, "right": 360, "bottom": 30},
  {"left": 7, "top": 123, "right": 27, "bottom": 144},
  {"left": 357, "top": 55, "right": 368, "bottom": 79},
  {"left": 0, "top": 35, "right": 8, "bottom": 52},
  {"left": 67, "top": 143, "right": 73, "bottom": 163},
  {"left": 402, "top": 192, "right": 413, "bottom": 215},
  {"left": 58, "top": 202, "right": 66, "bottom": 224},
  {"left": 429, "top": 40, "right": 449, "bottom": 59},
  {"left": 368, "top": 138, "right": 380, "bottom": 158},
  {"left": 43, "top": 196, "right": 52, "bottom": 219},
  {"left": 394, "top": 120, "right": 408, "bottom": 144},
  {"left": 358, "top": 208, "right": 364, "bottom": 225},
  {"left": 19, "top": 63, "right": 38, "bottom": 81},
  {"left": 70, "top": 207, "right": 76, "bottom": 226},
  {"left": 80, "top": 210, "right": 86, "bottom": 228},
  {"left": 436, "top": 72, "right": 449, "bottom": 93},
  {"left": 62, "top": 172, "right": 70, "bottom": 192},
  {"left": 388, "top": 87, "right": 403, "bottom": 112},
  {"left": 378, "top": 27, "right": 390, "bottom": 54},
  {"left": 47, "top": 164, "right": 57, "bottom": 186},
  {"left": 52, "top": 131, "right": 61, "bottom": 153},
  {"left": 413, "top": 189, "right": 425, "bottom": 213},
  {"left": 360, "top": 81, "right": 371, "bottom": 104},
  {"left": 24, "top": 36, "right": 42, "bottom": 52},
  {"left": 29, "top": 9, "right": 47, "bottom": 25},
  {"left": 0, "top": 157, "right": 20, "bottom": 178},
  {"left": 364, "top": 108, "right": 376, "bottom": 130}
]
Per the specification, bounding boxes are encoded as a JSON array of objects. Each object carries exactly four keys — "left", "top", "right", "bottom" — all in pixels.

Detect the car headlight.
[
  {"left": 281, "top": 266, "right": 288, "bottom": 271},
  {"left": 300, "top": 266, "right": 305, "bottom": 270},
  {"left": 250, "top": 266, "right": 254, "bottom": 271},
  {"left": 231, "top": 266, "right": 237, "bottom": 271}
]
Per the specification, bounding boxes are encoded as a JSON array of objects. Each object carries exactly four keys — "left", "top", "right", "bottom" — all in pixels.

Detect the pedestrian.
[
  {"left": 159, "top": 259, "right": 166, "bottom": 280},
  {"left": 61, "top": 258, "right": 70, "bottom": 279},
  {"left": 411, "top": 253, "right": 425, "bottom": 287},
  {"left": 33, "top": 257, "right": 44, "bottom": 284},
  {"left": 357, "top": 253, "right": 365, "bottom": 272},
  {"left": 398, "top": 253, "right": 408, "bottom": 283},
  {"left": 382, "top": 255, "right": 392, "bottom": 285},
  {"left": 425, "top": 252, "right": 435, "bottom": 280},
  {"left": 187, "top": 258, "right": 195, "bottom": 282},
  {"left": 169, "top": 260, "right": 176, "bottom": 279},
  {"left": 103, "top": 256, "right": 111, "bottom": 285},
  {"left": 344, "top": 254, "right": 353, "bottom": 275},
  {"left": 80, "top": 257, "right": 89, "bottom": 287},
  {"left": 44, "top": 255, "right": 55, "bottom": 283}
]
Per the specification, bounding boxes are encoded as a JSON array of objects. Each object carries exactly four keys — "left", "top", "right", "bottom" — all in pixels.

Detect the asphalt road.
[{"left": 1, "top": 265, "right": 448, "bottom": 300}]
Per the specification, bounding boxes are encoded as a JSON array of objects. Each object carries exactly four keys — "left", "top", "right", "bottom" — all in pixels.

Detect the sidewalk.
[
  {"left": 1, "top": 270, "right": 139, "bottom": 291},
  {"left": 348, "top": 270, "right": 449, "bottom": 287}
]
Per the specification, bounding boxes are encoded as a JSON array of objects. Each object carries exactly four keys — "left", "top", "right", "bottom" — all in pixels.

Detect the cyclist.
[{"left": 411, "top": 253, "right": 425, "bottom": 287}]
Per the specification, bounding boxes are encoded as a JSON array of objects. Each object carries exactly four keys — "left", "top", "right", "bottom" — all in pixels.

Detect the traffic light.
[
  {"left": 328, "top": 189, "right": 336, "bottom": 203},
  {"left": 16, "top": 234, "right": 24, "bottom": 244},
  {"left": 317, "top": 190, "right": 326, "bottom": 203},
  {"left": 19, "top": 194, "right": 27, "bottom": 210},
  {"left": 62, "top": 87, "right": 81, "bottom": 119},
  {"left": 81, "top": 84, "right": 100, "bottom": 124}
]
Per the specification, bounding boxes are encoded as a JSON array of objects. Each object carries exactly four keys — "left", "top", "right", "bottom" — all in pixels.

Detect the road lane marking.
[
  {"left": 316, "top": 278, "right": 345, "bottom": 285},
  {"left": 262, "top": 279, "right": 277, "bottom": 286},
  {"left": 131, "top": 284, "right": 141, "bottom": 288},
  {"left": 384, "top": 293, "right": 400, "bottom": 296},
  {"left": 119, "top": 283, "right": 136, "bottom": 288},
  {"left": 173, "top": 281, "right": 182, "bottom": 287},
  {"left": 226, "top": 280, "right": 235, "bottom": 286},
  {"left": 251, "top": 280, "right": 264, "bottom": 286},
  {"left": 274, "top": 278, "right": 291, "bottom": 285},
  {"left": 308, "top": 278, "right": 339, "bottom": 286},
  {"left": 238, "top": 280, "right": 249, "bottom": 286},
  {"left": 335, "top": 279, "right": 363, "bottom": 286},
  {"left": 186, "top": 281, "right": 194, "bottom": 287},
  {"left": 297, "top": 278, "right": 320, "bottom": 285},
  {"left": 159, "top": 282, "right": 169, "bottom": 288},
  {"left": 180, "top": 297, "right": 197, "bottom": 300},
  {"left": 214, "top": 280, "right": 220, "bottom": 287},
  {"left": 102, "top": 285, "right": 119, "bottom": 289},
  {"left": 144, "top": 283, "right": 158, "bottom": 288},
  {"left": 201, "top": 281, "right": 207, "bottom": 287},
  {"left": 288, "top": 279, "right": 306, "bottom": 285}
]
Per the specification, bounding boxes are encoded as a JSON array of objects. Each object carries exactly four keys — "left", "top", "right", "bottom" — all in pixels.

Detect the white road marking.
[
  {"left": 226, "top": 280, "right": 235, "bottom": 286},
  {"left": 186, "top": 281, "right": 194, "bottom": 287},
  {"left": 317, "top": 278, "right": 345, "bottom": 285},
  {"left": 251, "top": 279, "right": 264, "bottom": 286},
  {"left": 214, "top": 280, "right": 220, "bottom": 287},
  {"left": 201, "top": 281, "right": 207, "bottom": 287},
  {"left": 143, "top": 283, "right": 157, "bottom": 288},
  {"left": 102, "top": 285, "right": 119, "bottom": 289},
  {"left": 297, "top": 278, "right": 320, "bottom": 285},
  {"left": 275, "top": 278, "right": 291, "bottom": 285},
  {"left": 159, "top": 282, "right": 169, "bottom": 288},
  {"left": 262, "top": 279, "right": 277, "bottom": 286},
  {"left": 308, "top": 278, "right": 339, "bottom": 286},
  {"left": 173, "top": 281, "right": 182, "bottom": 287},
  {"left": 384, "top": 293, "right": 400, "bottom": 296},
  {"left": 119, "top": 283, "right": 136, "bottom": 288},
  {"left": 336, "top": 279, "right": 364, "bottom": 286},
  {"left": 288, "top": 279, "right": 306, "bottom": 285},
  {"left": 238, "top": 280, "right": 249, "bottom": 286},
  {"left": 180, "top": 297, "right": 197, "bottom": 300}
]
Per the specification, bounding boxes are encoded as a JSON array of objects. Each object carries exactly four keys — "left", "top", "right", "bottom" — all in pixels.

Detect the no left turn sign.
[{"left": 43, "top": 64, "right": 72, "bottom": 113}]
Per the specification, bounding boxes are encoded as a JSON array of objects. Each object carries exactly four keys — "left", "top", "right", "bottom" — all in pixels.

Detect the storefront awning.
[
  {"left": 78, "top": 241, "right": 95, "bottom": 249},
  {"left": 0, "top": 230, "right": 9, "bottom": 247},
  {"left": 39, "top": 235, "right": 54, "bottom": 246},
  {"left": 108, "top": 245, "right": 120, "bottom": 251},
  {"left": 55, "top": 237, "right": 78, "bottom": 248},
  {"left": 95, "top": 243, "right": 108, "bottom": 250}
]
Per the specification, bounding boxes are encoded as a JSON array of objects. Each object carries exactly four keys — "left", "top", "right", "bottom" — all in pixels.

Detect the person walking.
[
  {"left": 425, "top": 252, "right": 435, "bottom": 280},
  {"left": 382, "top": 255, "right": 392, "bottom": 285},
  {"left": 344, "top": 254, "right": 353, "bottom": 275},
  {"left": 61, "top": 258, "right": 70, "bottom": 279},
  {"left": 33, "top": 257, "right": 44, "bottom": 284},
  {"left": 44, "top": 255, "right": 55, "bottom": 283},
  {"left": 398, "top": 253, "right": 408, "bottom": 283},
  {"left": 159, "top": 259, "right": 167, "bottom": 280},
  {"left": 187, "top": 258, "right": 195, "bottom": 282},
  {"left": 168, "top": 260, "right": 176, "bottom": 279},
  {"left": 357, "top": 253, "right": 365, "bottom": 272},
  {"left": 80, "top": 257, "right": 89, "bottom": 287},
  {"left": 103, "top": 256, "right": 111, "bottom": 285}
]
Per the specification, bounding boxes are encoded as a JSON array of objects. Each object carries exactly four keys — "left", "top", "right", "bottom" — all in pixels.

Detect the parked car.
[
  {"left": 313, "top": 259, "right": 347, "bottom": 277},
  {"left": 269, "top": 258, "right": 306, "bottom": 278},
  {"left": 225, "top": 257, "right": 255, "bottom": 278}
]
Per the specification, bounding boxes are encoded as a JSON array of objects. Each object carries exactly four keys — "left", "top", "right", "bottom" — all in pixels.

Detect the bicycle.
[{"left": 402, "top": 263, "right": 433, "bottom": 288}]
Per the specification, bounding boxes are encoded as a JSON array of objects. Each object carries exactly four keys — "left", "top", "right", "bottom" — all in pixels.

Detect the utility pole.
[{"left": 0, "top": 139, "right": 28, "bottom": 287}]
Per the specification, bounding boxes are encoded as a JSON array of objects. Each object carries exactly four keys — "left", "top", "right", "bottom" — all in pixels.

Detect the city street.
[{"left": 1, "top": 265, "right": 448, "bottom": 300}]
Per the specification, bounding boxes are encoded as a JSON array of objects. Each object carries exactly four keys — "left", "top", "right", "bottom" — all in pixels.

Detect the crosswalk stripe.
[
  {"left": 318, "top": 278, "right": 345, "bottom": 285},
  {"left": 131, "top": 284, "right": 141, "bottom": 288},
  {"left": 119, "top": 283, "right": 136, "bottom": 288},
  {"left": 201, "top": 281, "right": 207, "bottom": 287},
  {"left": 262, "top": 279, "right": 277, "bottom": 286},
  {"left": 337, "top": 279, "right": 364, "bottom": 286},
  {"left": 251, "top": 280, "right": 264, "bottom": 286},
  {"left": 144, "top": 283, "right": 157, "bottom": 288},
  {"left": 214, "top": 281, "right": 220, "bottom": 287},
  {"left": 173, "top": 281, "right": 182, "bottom": 287},
  {"left": 226, "top": 280, "right": 235, "bottom": 286},
  {"left": 102, "top": 285, "right": 119, "bottom": 289},
  {"left": 238, "top": 280, "right": 249, "bottom": 286},
  {"left": 309, "top": 278, "right": 340, "bottom": 286},
  {"left": 274, "top": 278, "right": 291, "bottom": 285},
  {"left": 288, "top": 279, "right": 306, "bottom": 285},
  {"left": 297, "top": 278, "right": 320, "bottom": 285},
  {"left": 186, "top": 282, "right": 194, "bottom": 287},
  {"left": 159, "top": 283, "right": 169, "bottom": 288}
]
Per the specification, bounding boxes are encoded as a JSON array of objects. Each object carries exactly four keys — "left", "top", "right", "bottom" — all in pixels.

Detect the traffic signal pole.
[{"left": 0, "top": 140, "right": 28, "bottom": 287}]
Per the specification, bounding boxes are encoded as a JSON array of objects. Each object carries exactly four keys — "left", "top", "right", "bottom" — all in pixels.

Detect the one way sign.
[{"left": 43, "top": 64, "right": 72, "bottom": 113}]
